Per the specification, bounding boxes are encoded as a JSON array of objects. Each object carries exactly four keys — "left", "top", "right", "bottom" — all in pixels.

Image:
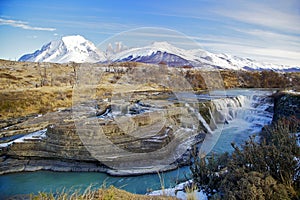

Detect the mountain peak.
[
  {"left": 61, "top": 35, "right": 89, "bottom": 47},
  {"left": 151, "top": 41, "right": 174, "bottom": 47},
  {"left": 62, "top": 35, "right": 85, "bottom": 40},
  {"left": 149, "top": 41, "right": 184, "bottom": 53},
  {"left": 19, "top": 35, "right": 105, "bottom": 63},
  {"left": 18, "top": 36, "right": 299, "bottom": 71}
]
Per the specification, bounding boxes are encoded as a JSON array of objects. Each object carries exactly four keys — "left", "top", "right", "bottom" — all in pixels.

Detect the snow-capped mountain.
[
  {"left": 111, "top": 41, "right": 299, "bottom": 71},
  {"left": 18, "top": 35, "right": 299, "bottom": 71},
  {"left": 111, "top": 42, "right": 195, "bottom": 67},
  {"left": 19, "top": 35, "right": 105, "bottom": 63}
]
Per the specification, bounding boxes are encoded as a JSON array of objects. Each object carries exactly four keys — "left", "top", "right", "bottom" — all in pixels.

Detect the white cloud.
[
  {"left": 134, "top": 0, "right": 300, "bottom": 66},
  {"left": 0, "top": 18, "right": 56, "bottom": 31},
  {"left": 214, "top": 0, "right": 300, "bottom": 33},
  {"left": 234, "top": 29, "right": 300, "bottom": 42},
  {"left": 44, "top": 18, "right": 132, "bottom": 31}
]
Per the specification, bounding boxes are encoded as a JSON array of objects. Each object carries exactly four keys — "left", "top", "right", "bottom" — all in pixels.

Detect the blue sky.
[{"left": 0, "top": 0, "right": 299, "bottom": 65}]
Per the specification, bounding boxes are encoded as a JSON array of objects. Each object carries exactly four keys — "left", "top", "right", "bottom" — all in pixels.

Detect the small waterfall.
[
  {"left": 201, "top": 93, "right": 273, "bottom": 129},
  {"left": 185, "top": 103, "right": 213, "bottom": 134},
  {"left": 209, "top": 95, "right": 250, "bottom": 124},
  {"left": 185, "top": 93, "right": 272, "bottom": 137},
  {"left": 198, "top": 90, "right": 274, "bottom": 155},
  {"left": 195, "top": 111, "right": 213, "bottom": 134},
  {"left": 208, "top": 108, "right": 217, "bottom": 129}
]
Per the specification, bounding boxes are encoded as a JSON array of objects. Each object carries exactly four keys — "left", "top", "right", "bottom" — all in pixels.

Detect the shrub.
[
  {"left": 222, "top": 170, "right": 294, "bottom": 200},
  {"left": 190, "top": 152, "right": 229, "bottom": 195},
  {"left": 190, "top": 118, "right": 300, "bottom": 199}
]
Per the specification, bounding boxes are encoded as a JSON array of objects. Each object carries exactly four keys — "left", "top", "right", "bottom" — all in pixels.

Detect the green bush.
[
  {"left": 230, "top": 118, "right": 299, "bottom": 186},
  {"left": 190, "top": 152, "right": 229, "bottom": 195},
  {"left": 222, "top": 170, "right": 294, "bottom": 200},
  {"left": 190, "top": 118, "right": 300, "bottom": 199}
]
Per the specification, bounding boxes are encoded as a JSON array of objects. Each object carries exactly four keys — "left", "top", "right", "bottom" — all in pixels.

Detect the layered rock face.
[
  {"left": 0, "top": 92, "right": 205, "bottom": 175},
  {"left": 0, "top": 121, "right": 105, "bottom": 175}
]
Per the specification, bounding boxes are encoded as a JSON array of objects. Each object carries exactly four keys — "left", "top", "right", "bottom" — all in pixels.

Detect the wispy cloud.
[
  {"left": 26, "top": 35, "right": 38, "bottom": 39},
  {"left": 44, "top": 18, "right": 133, "bottom": 31},
  {"left": 232, "top": 28, "right": 300, "bottom": 51},
  {"left": 233, "top": 28, "right": 300, "bottom": 42},
  {"left": 0, "top": 18, "right": 56, "bottom": 31},
  {"left": 214, "top": 0, "right": 300, "bottom": 33}
]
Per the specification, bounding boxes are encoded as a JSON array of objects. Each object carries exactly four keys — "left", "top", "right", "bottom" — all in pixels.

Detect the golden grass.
[
  {"left": 1, "top": 59, "right": 299, "bottom": 120},
  {"left": 31, "top": 186, "right": 177, "bottom": 200},
  {"left": 0, "top": 60, "right": 167, "bottom": 120},
  {"left": 0, "top": 86, "right": 73, "bottom": 119}
]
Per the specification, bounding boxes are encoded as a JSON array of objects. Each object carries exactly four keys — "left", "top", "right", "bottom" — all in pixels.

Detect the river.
[{"left": 0, "top": 89, "right": 274, "bottom": 198}]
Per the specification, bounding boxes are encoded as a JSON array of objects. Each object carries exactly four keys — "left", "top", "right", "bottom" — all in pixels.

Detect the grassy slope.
[
  {"left": 0, "top": 60, "right": 167, "bottom": 120},
  {"left": 1, "top": 59, "right": 300, "bottom": 120},
  {"left": 0, "top": 60, "right": 74, "bottom": 119}
]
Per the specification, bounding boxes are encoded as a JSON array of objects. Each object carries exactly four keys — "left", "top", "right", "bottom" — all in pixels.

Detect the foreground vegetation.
[
  {"left": 31, "top": 186, "right": 176, "bottom": 200},
  {"left": 191, "top": 117, "right": 300, "bottom": 199}
]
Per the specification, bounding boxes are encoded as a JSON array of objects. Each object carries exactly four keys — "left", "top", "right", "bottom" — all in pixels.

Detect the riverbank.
[
  {"left": 0, "top": 89, "right": 204, "bottom": 176},
  {"left": 2, "top": 90, "right": 297, "bottom": 199},
  {"left": 0, "top": 89, "right": 274, "bottom": 176},
  {"left": 1, "top": 60, "right": 299, "bottom": 198},
  {"left": 0, "top": 89, "right": 278, "bottom": 199},
  {"left": 149, "top": 90, "right": 300, "bottom": 200}
]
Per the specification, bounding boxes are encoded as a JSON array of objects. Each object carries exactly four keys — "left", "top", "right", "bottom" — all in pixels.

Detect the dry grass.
[
  {"left": 0, "top": 59, "right": 75, "bottom": 119},
  {"left": 0, "top": 86, "right": 73, "bottom": 119},
  {"left": 0, "top": 60, "right": 166, "bottom": 120},
  {"left": 31, "top": 186, "right": 178, "bottom": 200},
  {"left": 1, "top": 59, "right": 299, "bottom": 120}
]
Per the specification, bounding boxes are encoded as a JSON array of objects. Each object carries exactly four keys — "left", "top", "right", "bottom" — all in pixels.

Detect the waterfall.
[
  {"left": 198, "top": 90, "right": 273, "bottom": 155},
  {"left": 184, "top": 93, "right": 272, "bottom": 136},
  {"left": 209, "top": 95, "right": 251, "bottom": 125},
  {"left": 185, "top": 103, "right": 213, "bottom": 134},
  {"left": 0, "top": 90, "right": 275, "bottom": 198},
  {"left": 199, "top": 93, "right": 273, "bottom": 129}
]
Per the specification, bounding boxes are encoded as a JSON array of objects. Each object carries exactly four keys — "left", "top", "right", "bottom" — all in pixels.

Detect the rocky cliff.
[{"left": 0, "top": 92, "right": 205, "bottom": 175}]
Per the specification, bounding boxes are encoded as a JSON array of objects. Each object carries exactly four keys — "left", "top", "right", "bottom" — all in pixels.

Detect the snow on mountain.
[
  {"left": 111, "top": 41, "right": 300, "bottom": 71},
  {"left": 18, "top": 36, "right": 299, "bottom": 71},
  {"left": 111, "top": 41, "right": 200, "bottom": 67},
  {"left": 19, "top": 35, "right": 105, "bottom": 63}
]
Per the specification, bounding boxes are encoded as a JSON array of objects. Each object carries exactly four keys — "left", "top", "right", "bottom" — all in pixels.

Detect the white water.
[
  {"left": 151, "top": 89, "right": 274, "bottom": 199},
  {"left": 0, "top": 89, "right": 274, "bottom": 198},
  {"left": 200, "top": 89, "right": 273, "bottom": 154},
  {"left": 185, "top": 103, "right": 213, "bottom": 134}
]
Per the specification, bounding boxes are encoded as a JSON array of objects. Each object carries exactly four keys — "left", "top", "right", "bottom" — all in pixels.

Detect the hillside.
[{"left": 0, "top": 59, "right": 299, "bottom": 122}]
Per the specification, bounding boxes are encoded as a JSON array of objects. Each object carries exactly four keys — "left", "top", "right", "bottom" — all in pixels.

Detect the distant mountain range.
[{"left": 19, "top": 35, "right": 300, "bottom": 72}]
